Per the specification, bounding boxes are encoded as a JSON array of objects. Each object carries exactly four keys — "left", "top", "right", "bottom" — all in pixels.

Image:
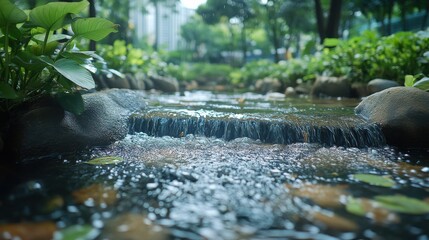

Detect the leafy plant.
[
  {"left": 0, "top": 0, "right": 118, "bottom": 114},
  {"left": 404, "top": 74, "right": 429, "bottom": 91}
]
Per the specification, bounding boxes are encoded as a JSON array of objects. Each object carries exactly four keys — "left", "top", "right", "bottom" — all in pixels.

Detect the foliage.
[
  {"left": 311, "top": 31, "right": 429, "bottom": 84},
  {"left": 166, "top": 63, "right": 234, "bottom": 84},
  {"left": 0, "top": 0, "right": 117, "bottom": 113},
  {"left": 404, "top": 74, "right": 429, "bottom": 91},
  {"left": 352, "top": 173, "right": 395, "bottom": 187},
  {"left": 98, "top": 40, "right": 168, "bottom": 76}
]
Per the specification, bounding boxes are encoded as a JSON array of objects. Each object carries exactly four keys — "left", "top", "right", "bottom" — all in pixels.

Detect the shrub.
[{"left": 0, "top": 0, "right": 117, "bottom": 114}]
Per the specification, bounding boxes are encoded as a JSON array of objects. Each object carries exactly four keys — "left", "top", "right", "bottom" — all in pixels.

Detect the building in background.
[{"left": 130, "top": 1, "right": 195, "bottom": 51}]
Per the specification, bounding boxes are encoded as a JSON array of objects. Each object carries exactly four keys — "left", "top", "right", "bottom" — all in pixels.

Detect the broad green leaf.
[
  {"left": 56, "top": 92, "right": 84, "bottom": 115},
  {"left": 29, "top": 0, "right": 89, "bottom": 31},
  {"left": 85, "top": 156, "right": 124, "bottom": 165},
  {"left": 404, "top": 75, "right": 415, "bottom": 87},
  {"left": 54, "top": 225, "right": 99, "bottom": 240},
  {"left": 33, "top": 33, "right": 71, "bottom": 43},
  {"left": 352, "top": 174, "right": 395, "bottom": 188},
  {"left": 0, "top": 0, "right": 27, "bottom": 27},
  {"left": 374, "top": 195, "right": 429, "bottom": 214},
  {"left": 53, "top": 58, "right": 95, "bottom": 89},
  {"left": 13, "top": 51, "right": 47, "bottom": 71},
  {"left": 0, "top": 82, "right": 19, "bottom": 99},
  {"left": 71, "top": 18, "right": 118, "bottom": 41},
  {"left": 413, "top": 77, "right": 429, "bottom": 91}
]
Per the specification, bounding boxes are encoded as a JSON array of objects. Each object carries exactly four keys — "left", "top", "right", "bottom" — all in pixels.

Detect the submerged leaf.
[
  {"left": 54, "top": 225, "right": 99, "bottom": 240},
  {"left": 374, "top": 195, "right": 429, "bottom": 214},
  {"left": 311, "top": 211, "right": 359, "bottom": 231},
  {"left": 287, "top": 183, "right": 348, "bottom": 208},
  {"left": 86, "top": 156, "right": 124, "bottom": 165},
  {"left": 72, "top": 184, "right": 117, "bottom": 206},
  {"left": 0, "top": 221, "right": 57, "bottom": 240},
  {"left": 352, "top": 173, "right": 395, "bottom": 187}
]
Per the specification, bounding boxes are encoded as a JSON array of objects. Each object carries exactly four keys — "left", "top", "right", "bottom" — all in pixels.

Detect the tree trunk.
[
  {"left": 240, "top": 21, "right": 247, "bottom": 65},
  {"left": 89, "top": 0, "right": 97, "bottom": 51},
  {"left": 271, "top": 20, "right": 280, "bottom": 63},
  {"left": 422, "top": 0, "right": 429, "bottom": 30},
  {"left": 154, "top": 1, "right": 160, "bottom": 50},
  {"left": 314, "top": 0, "right": 325, "bottom": 43},
  {"left": 325, "top": 0, "right": 342, "bottom": 38},
  {"left": 398, "top": 0, "right": 407, "bottom": 31}
]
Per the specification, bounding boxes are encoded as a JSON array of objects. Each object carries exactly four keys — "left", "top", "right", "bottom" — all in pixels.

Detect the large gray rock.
[
  {"left": 126, "top": 73, "right": 145, "bottom": 90},
  {"left": 150, "top": 75, "right": 179, "bottom": 93},
  {"left": 311, "top": 76, "right": 351, "bottom": 98},
  {"left": 355, "top": 87, "right": 429, "bottom": 148},
  {"left": 367, "top": 79, "right": 400, "bottom": 95},
  {"left": 7, "top": 89, "right": 146, "bottom": 159},
  {"left": 103, "top": 74, "right": 131, "bottom": 89}
]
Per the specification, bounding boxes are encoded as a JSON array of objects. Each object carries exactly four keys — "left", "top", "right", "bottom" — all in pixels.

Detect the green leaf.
[
  {"left": 29, "top": 0, "right": 89, "bottom": 31},
  {"left": 323, "top": 38, "right": 340, "bottom": 48},
  {"left": 374, "top": 195, "right": 429, "bottom": 214},
  {"left": 345, "top": 197, "right": 366, "bottom": 217},
  {"left": 33, "top": 33, "right": 71, "bottom": 43},
  {"left": 13, "top": 51, "right": 47, "bottom": 71},
  {"left": 352, "top": 174, "right": 395, "bottom": 188},
  {"left": 85, "top": 156, "right": 124, "bottom": 165},
  {"left": 53, "top": 58, "right": 95, "bottom": 89},
  {"left": 56, "top": 92, "right": 84, "bottom": 115},
  {"left": 0, "top": 82, "right": 19, "bottom": 99},
  {"left": 55, "top": 225, "right": 99, "bottom": 240},
  {"left": 71, "top": 18, "right": 118, "bottom": 41},
  {"left": 413, "top": 77, "right": 429, "bottom": 91},
  {"left": 404, "top": 75, "right": 415, "bottom": 87},
  {"left": 0, "top": 0, "right": 27, "bottom": 27}
]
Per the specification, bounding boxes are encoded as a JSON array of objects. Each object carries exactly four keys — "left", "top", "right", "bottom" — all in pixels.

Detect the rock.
[
  {"left": 285, "top": 87, "right": 298, "bottom": 98},
  {"left": 355, "top": 87, "right": 429, "bottom": 148},
  {"left": 351, "top": 82, "right": 369, "bottom": 98},
  {"left": 103, "top": 74, "right": 131, "bottom": 89},
  {"left": 7, "top": 89, "right": 146, "bottom": 160},
  {"left": 311, "top": 76, "right": 351, "bottom": 98},
  {"left": 266, "top": 92, "right": 285, "bottom": 100},
  {"left": 295, "top": 82, "right": 312, "bottom": 95},
  {"left": 126, "top": 74, "right": 145, "bottom": 90},
  {"left": 149, "top": 75, "right": 179, "bottom": 93},
  {"left": 255, "top": 78, "right": 282, "bottom": 94},
  {"left": 367, "top": 79, "right": 400, "bottom": 95}
]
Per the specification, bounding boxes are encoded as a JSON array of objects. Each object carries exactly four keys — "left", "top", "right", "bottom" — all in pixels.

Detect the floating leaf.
[
  {"left": 374, "top": 195, "right": 429, "bottom": 215},
  {"left": 311, "top": 211, "right": 359, "bottom": 231},
  {"left": 352, "top": 173, "right": 395, "bottom": 187},
  {"left": 102, "top": 213, "right": 169, "bottom": 240},
  {"left": 0, "top": 221, "right": 56, "bottom": 240},
  {"left": 54, "top": 225, "right": 99, "bottom": 240},
  {"left": 346, "top": 197, "right": 400, "bottom": 224},
  {"left": 72, "top": 184, "right": 117, "bottom": 206},
  {"left": 72, "top": 18, "right": 118, "bottom": 41},
  {"left": 86, "top": 156, "right": 124, "bottom": 165},
  {"left": 287, "top": 183, "right": 348, "bottom": 208}
]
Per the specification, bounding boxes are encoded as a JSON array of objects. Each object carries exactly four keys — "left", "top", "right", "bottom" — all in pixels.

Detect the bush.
[{"left": 166, "top": 63, "right": 234, "bottom": 85}]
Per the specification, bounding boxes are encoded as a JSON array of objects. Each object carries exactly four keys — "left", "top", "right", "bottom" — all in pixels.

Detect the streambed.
[{"left": 0, "top": 91, "right": 428, "bottom": 240}]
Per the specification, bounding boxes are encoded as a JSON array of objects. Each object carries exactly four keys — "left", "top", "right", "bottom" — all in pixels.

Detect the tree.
[
  {"left": 314, "top": 0, "right": 343, "bottom": 43},
  {"left": 197, "top": 0, "right": 255, "bottom": 64}
]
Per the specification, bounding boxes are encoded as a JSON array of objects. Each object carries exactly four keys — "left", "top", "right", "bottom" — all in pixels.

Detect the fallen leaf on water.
[
  {"left": 311, "top": 211, "right": 359, "bottom": 232},
  {"left": 43, "top": 195, "right": 64, "bottom": 213},
  {"left": 72, "top": 184, "right": 117, "bottom": 206},
  {"left": 54, "top": 225, "right": 99, "bottom": 240},
  {"left": 287, "top": 183, "right": 348, "bottom": 208},
  {"left": 0, "top": 221, "right": 56, "bottom": 240},
  {"left": 102, "top": 213, "right": 169, "bottom": 240},
  {"left": 374, "top": 195, "right": 429, "bottom": 215},
  {"left": 346, "top": 197, "right": 400, "bottom": 224},
  {"left": 352, "top": 174, "right": 395, "bottom": 188},
  {"left": 85, "top": 156, "right": 124, "bottom": 165}
]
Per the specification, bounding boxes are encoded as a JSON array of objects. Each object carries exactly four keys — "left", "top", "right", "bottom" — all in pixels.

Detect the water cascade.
[{"left": 129, "top": 110, "right": 385, "bottom": 148}]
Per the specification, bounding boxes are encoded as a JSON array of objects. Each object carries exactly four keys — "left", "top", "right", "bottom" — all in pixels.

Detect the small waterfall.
[{"left": 128, "top": 111, "right": 385, "bottom": 148}]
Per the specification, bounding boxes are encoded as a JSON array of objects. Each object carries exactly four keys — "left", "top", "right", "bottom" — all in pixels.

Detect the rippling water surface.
[{"left": 0, "top": 91, "right": 428, "bottom": 240}]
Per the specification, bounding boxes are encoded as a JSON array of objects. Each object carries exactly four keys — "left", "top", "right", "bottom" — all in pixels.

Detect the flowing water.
[{"left": 0, "top": 91, "right": 428, "bottom": 240}]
